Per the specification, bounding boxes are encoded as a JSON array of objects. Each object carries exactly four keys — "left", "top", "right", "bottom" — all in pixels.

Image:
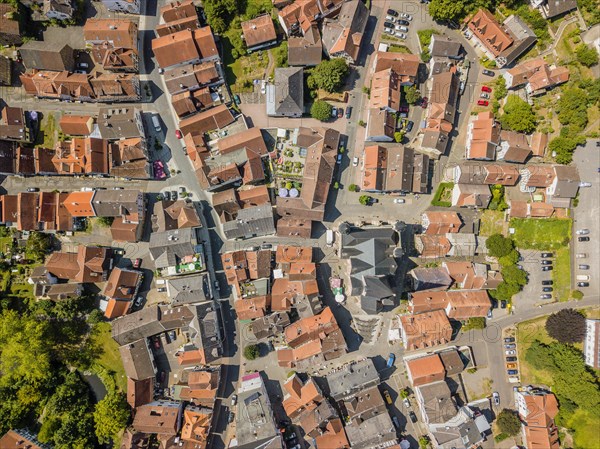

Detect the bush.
[
  {"left": 417, "top": 29, "right": 439, "bottom": 48},
  {"left": 310, "top": 100, "right": 332, "bottom": 121},
  {"left": 486, "top": 234, "right": 515, "bottom": 258},
  {"left": 546, "top": 309, "right": 586, "bottom": 343},
  {"left": 571, "top": 290, "right": 584, "bottom": 300},
  {"left": 348, "top": 184, "right": 359, "bottom": 192},
  {"left": 243, "top": 344, "right": 260, "bottom": 360},
  {"left": 96, "top": 217, "right": 114, "bottom": 227},
  {"left": 404, "top": 85, "right": 421, "bottom": 105},
  {"left": 359, "top": 195, "right": 372, "bottom": 205},
  {"left": 493, "top": 76, "right": 507, "bottom": 101},
  {"left": 462, "top": 317, "right": 486, "bottom": 331},
  {"left": 576, "top": 44, "right": 599, "bottom": 67},
  {"left": 488, "top": 184, "right": 508, "bottom": 211},
  {"left": 394, "top": 131, "right": 404, "bottom": 143},
  {"left": 496, "top": 409, "right": 521, "bottom": 436}
]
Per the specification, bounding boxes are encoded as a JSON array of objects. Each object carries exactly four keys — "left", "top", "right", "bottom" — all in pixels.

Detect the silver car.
[{"left": 395, "top": 32, "right": 407, "bottom": 39}]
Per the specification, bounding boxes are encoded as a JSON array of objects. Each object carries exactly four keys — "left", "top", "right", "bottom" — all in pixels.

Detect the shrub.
[
  {"left": 310, "top": 100, "right": 333, "bottom": 121},
  {"left": 348, "top": 184, "right": 359, "bottom": 192},
  {"left": 571, "top": 290, "right": 584, "bottom": 300},
  {"left": 359, "top": 195, "right": 371, "bottom": 205},
  {"left": 496, "top": 409, "right": 521, "bottom": 436},
  {"left": 576, "top": 44, "right": 599, "bottom": 67},
  {"left": 243, "top": 344, "right": 260, "bottom": 360}
]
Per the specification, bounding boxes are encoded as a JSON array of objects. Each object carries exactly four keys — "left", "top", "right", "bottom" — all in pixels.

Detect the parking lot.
[{"left": 514, "top": 249, "right": 556, "bottom": 311}]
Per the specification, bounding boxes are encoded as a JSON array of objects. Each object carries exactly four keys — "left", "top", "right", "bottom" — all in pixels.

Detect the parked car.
[
  {"left": 403, "top": 398, "right": 411, "bottom": 408},
  {"left": 387, "top": 8, "right": 398, "bottom": 16},
  {"left": 578, "top": 264, "right": 590, "bottom": 270},
  {"left": 480, "top": 92, "right": 490, "bottom": 99},
  {"left": 506, "top": 357, "right": 517, "bottom": 362},
  {"left": 163, "top": 191, "right": 171, "bottom": 201},
  {"left": 159, "top": 370, "right": 166, "bottom": 382},
  {"left": 395, "top": 25, "right": 408, "bottom": 32},
  {"left": 346, "top": 106, "right": 352, "bottom": 118},
  {"left": 385, "top": 15, "right": 396, "bottom": 22},
  {"left": 420, "top": 96, "right": 428, "bottom": 108},
  {"left": 383, "top": 389, "right": 393, "bottom": 405},
  {"left": 336, "top": 154, "right": 342, "bottom": 164},
  {"left": 392, "top": 416, "right": 401, "bottom": 429},
  {"left": 477, "top": 100, "right": 489, "bottom": 106},
  {"left": 577, "top": 282, "right": 590, "bottom": 287},
  {"left": 133, "top": 258, "right": 142, "bottom": 269},
  {"left": 541, "top": 260, "right": 552, "bottom": 265},
  {"left": 500, "top": 300, "right": 507, "bottom": 309},
  {"left": 228, "top": 411, "right": 235, "bottom": 423},
  {"left": 542, "top": 287, "right": 553, "bottom": 292},
  {"left": 506, "top": 350, "right": 516, "bottom": 355},
  {"left": 398, "top": 106, "right": 409, "bottom": 113},
  {"left": 168, "top": 330, "right": 177, "bottom": 342},
  {"left": 540, "top": 294, "right": 552, "bottom": 300},
  {"left": 409, "top": 411, "right": 418, "bottom": 423},
  {"left": 384, "top": 27, "right": 394, "bottom": 35},
  {"left": 507, "top": 369, "right": 518, "bottom": 375},
  {"left": 504, "top": 337, "right": 515, "bottom": 343},
  {"left": 397, "top": 19, "right": 410, "bottom": 26},
  {"left": 481, "top": 86, "right": 492, "bottom": 93},
  {"left": 400, "top": 13, "right": 412, "bottom": 20},
  {"left": 171, "top": 190, "right": 178, "bottom": 200},
  {"left": 175, "top": 129, "right": 183, "bottom": 139},
  {"left": 261, "top": 242, "right": 272, "bottom": 250},
  {"left": 482, "top": 69, "right": 495, "bottom": 76},
  {"left": 406, "top": 120, "right": 414, "bottom": 132},
  {"left": 576, "top": 253, "right": 588, "bottom": 258},
  {"left": 394, "top": 198, "right": 406, "bottom": 204},
  {"left": 505, "top": 344, "right": 516, "bottom": 349},
  {"left": 576, "top": 229, "right": 590, "bottom": 235},
  {"left": 541, "top": 252, "right": 553, "bottom": 258},
  {"left": 133, "top": 296, "right": 143, "bottom": 308},
  {"left": 153, "top": 336, "right": 161, "bottom": 349},
  {"left": 331, "top": 107, "right": 338, "bottom": 118},
  {"left": 395, "top": 32, "right": 407, "bottom": 39},
  {"left": 231, "top": 394, "right": 238, "bottom": 406},
  {"left": 337, "top": 107, "right": 344, "bottom": 118},
  {"left": 541, "top": 280, "right": 553, "bottom": 285},
  {"left": 542, "top": 266, "right": 553, "bottom": 271},
  {"left": 352, "top": 156, "right": 359, "bottom": 167},
  {"left": 179, "top": 186, "right": 186, "bottom": 194},
  {"left": 506, "top": 363, "right": 517, "bottom": 369},
  {"left": 578, "top": 236, "right": 590, "bottom": 242},
  {"left": 384, "top": 21, "right": 395, "bottom": 28},
  {"left": 157, "top": 287, "right": 167, "bottom": 292},
  {"left": 487, "top": 309, "right": 493, "bottom": 319},
  {"left": 27, "top": 187, "right": 39, "bottom": 192},
  {"left": 579, "top": 182, "right": 592, "bottom": 187}
]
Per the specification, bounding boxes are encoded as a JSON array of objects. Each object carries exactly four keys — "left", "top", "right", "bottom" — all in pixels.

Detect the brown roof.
[
  {"left": 217, "top": 127, "right": 268, "bottom": 156},
  {"left": 277, "top": 217, "right": 312, "bottom": 238},
  {"left": 104, "top": 267, "right": 141, "bottom": 301},
  {"left": 234, "top": 295, "right": 270, "bottom": 320},
  {"left": 525, "top": 165, "right": 555, "bottom": 187},
  {"left": 45, "top": 245, "right": 111, "bottom": 283},
  {"left": 164, "top": 61, "right": 220, "bottom": 95},
  {"left": 0, "top": 4, "right": 21, "bottom": 42},
  {"left": 530, "top": 132, "right": 548, "bottom": 157},
  {"left": 161, "top": 0, "right": 197, "bottom": 23},
  {"left": 62, "top": 191, "right": 95, "bottom": 217},
  {"left": 369, "top": 68, "right": 401, "bottom": 110},
  {"left": 444, "top": 290, "right": 491, "bottom": 320},
  {"left": 127, "top": 377, "right": 154, "bottom": 408},
  {"left": 406, "top": 354, "right": 445, "bottom": 386},
  {"left": 237, "top": 184, "right": 271, "bottom": 208},
  {"left": 133, "top": 402, "right": 180, "bottom": 435},
  {"left": 178, "top": 105, "right": 234, "bottom": 136},
  {"left": 156, "top": 15, "right": 201, "bottom": 37},
  {"left": 152, "top": 27, "right": 218, "bottom": 68},
  {"left": 59, "top": 114, "right": 93, "bottom": 135},
  {"left": 241, "top": 15, "right": 277, "bottom": 48},
  {"left": 366, "top": 108, "right": 395, "bottom": 140},
  {"left": 467, "top": 111, "right": 500, "bottom": 160},
  {"left": 522, "top": 393, "right": 560, "bottom": 449},
  {"left": 373, "top": 52, "right": 420, "bottom": 78},
  {"left": 468, "top": 9, "right": 513, "bottom": 57},
  {"left": 172, "top": 88, "right": 216, "bottom": 118},
  {"left": 83, "top": 18, "right": 138, "bottom": 48},
  {"left": 422, "top": 211, "right": 462, "bottom": 234},
  {"left": 288, "top": 26, "right": 322, "bottom": 66},
  {"left": 278, "top": 0, "right": 320, "bottom": 33},
  {"left": 484, "top": 164, "right": 520, "bottom": 185},
  {"left": 0, "top": 430, "right": 46, "bottom": 449},
  {"left": 399, "top": 310, "right": 452, "bottom": 351},
  {"left": 415, "top": 234, "right": 452, "bottom": 258}
]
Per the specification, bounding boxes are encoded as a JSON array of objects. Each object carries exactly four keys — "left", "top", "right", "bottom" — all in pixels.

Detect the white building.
[{"left": 584, "top": 319, "right": 600, "bottom": 369}]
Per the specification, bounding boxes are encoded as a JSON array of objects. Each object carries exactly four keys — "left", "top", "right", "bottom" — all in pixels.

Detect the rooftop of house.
[{"left": 241, "top": 14, "right": 277, "bottom": 48}]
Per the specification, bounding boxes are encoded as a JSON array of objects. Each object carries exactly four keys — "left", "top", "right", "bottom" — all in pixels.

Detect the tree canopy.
[
  {"left": 549, "top": 135, "right": 586, "bottom": 165},
  {"left": 404, "top": 85, "right": 421, "bottom": 105},
  {"left": 307, "top": 59, "right": 349, "bottom": 93},
  {"left": 485, "top": 234, "right": 515, "bottom": 258},
  {"left": 558, "top": 87, "right": 589, "bottom": 132},
  {"left": 428, "top": 0, "right": 467, "bottom": 22},
  {"left": 496, "top": 409, "right": 521, "bottom": 436},
  {"left": 244, "top": 344, "right": 260, "bottom": 360},
  {"left": 576, "top": 44, "right": 599, "bottom": 67},
  {"left": 94, "top": 392, "right": 130, "bottom": 444},
  {"left": 310, "top": 100, "right": 333, "bottom": 121},
  {"left": 545, "top": 309, "right": 586, "bottom": 344},
  {"left": 499, "top": 95, "right": 537, "bottom": 133}
]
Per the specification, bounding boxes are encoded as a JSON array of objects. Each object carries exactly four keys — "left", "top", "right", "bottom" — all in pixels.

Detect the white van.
[
  {"left": 576, "top": 275, "right": 590, "bottom": 281},
  {"left": 152, "top": 115, "right": 161, "bottom": 132},
  {"left": 326, "top": 229, "right": 334, "bottom": 247}
]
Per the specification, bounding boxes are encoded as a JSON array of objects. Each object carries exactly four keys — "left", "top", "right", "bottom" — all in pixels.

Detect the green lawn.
[
  {"left": 553, "top": 247, "right": 571, "bottom": 301},
  {"left": 517, "top": 317, "right": 555, "bottom": 385},
  {"left": 91, "top": 322, "right": 127, "bottom": 393},
  {"left": 389, "top": 45, "right": 412, "bottom": 54},
  {"left": 565, "top": 409, "right": 600, "bottom": 449},
  {"left": 37, "top": 113, "right": 57, "bottom": 148},
  {"left": 479, "top": 210, "right": 505, "bottom": 237},
  {"left": 509, "top": 218, "right": 571, "bottom": 250}
]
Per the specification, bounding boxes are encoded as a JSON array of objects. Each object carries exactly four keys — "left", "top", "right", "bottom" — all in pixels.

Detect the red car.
[
  {"left": 481, "top": 86, "right": 492, "bottom": 93},
  {"left": 175, "top": 129, "right": 183, "bottom": 139},
  {"left": 477, "top": 100, "right": 489, "bottom": 106},
  {"left": 133, "top": 258, "right": 142, "bottom": 269},
  {"left": 398, "top": 106, "right": 409, "bottom": 113},
  {"left": 420, "top": 96, "right": 428, "bottom": 108},
  {"left": 153, "top": 336, "right": 160, "bottom": 349}
]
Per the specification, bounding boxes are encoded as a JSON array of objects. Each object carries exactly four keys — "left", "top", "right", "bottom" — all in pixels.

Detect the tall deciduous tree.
[
  {"left": 94, "top": 392, "right": 130, "bottom": 443},
  {"left": 485, "top": 234, "right": 514, "bottom": 258},
  {"left": 545, "top": 309, "right": 586, "bottom": 344},
  {"left": 307, "top": 58, "right": 349, "bottom": 93},
  {"left": 310, "top": 100, "right": 333, "bottom": 121},
  {"left": 428, "top": 0, "right": 467, "bottom": 22},
  {"left": 499, "top": 95, "right": 537, "bottom": 133},
  {"left": 496, "top": 409, "right": 521, "bottom": 436}
]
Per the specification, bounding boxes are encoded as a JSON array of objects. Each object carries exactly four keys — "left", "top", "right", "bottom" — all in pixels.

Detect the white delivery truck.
[{"left": 326, "top": 229, "right": 334, "bottom": 247}]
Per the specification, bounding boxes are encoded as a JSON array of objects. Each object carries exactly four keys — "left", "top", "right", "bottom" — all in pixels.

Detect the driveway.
[{"left": 572, "top": 139, "right": 600, "bottom": 297}]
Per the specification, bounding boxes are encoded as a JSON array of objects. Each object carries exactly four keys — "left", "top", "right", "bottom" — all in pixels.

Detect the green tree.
[
  {"left": 274, "top": 41, "right": 288, "bottom": 67},
  {"left": 26, "top": 231, "right": 53, "bottom": 262},
  {"left": 428, "top": 0, "right": 466, "bottom": 22},
  {"left": 575, "top": 44, "right": 599, "bottom": 67},
  {"left": 501, "top": 264, "right": 527, "bottom": 287},
  {"left": 462, "top": 317, "right": 486, "bottom": 331},
  {"left": 549, "top": 136, "right": 585, "bottom": 165},
  {"left": 496, "top": 409, "right": 521, "bottom": 436},
  {"left": 87, "top": 309, "right": 104, "bottom": 325},
  {"left": 558, "top": 87, "right": 589, "bottom": 131},
  {"left": 404, "top": 85, "right": 421, "bottom": 105},
  {"left": 244, "top": 344, "right": 260, "bottom": 360},
  {"left": 359, "top": 195, "right": 372, "bottom": 205},
  {"left": 494, "top": 281, "right": 521, "bottom": 302},
  {"left": 307, "top": 58, "right": 349, "bottom": 93},
  {"left": 394, "top": 131, "right": 404, "bottom": 143},
  {"left": 546, "top": 309, "right": 586, "bottom": 343},
  {"left": 493, "top": 76, "right": 507, "bottom": 101},
  {"left": 419, "top": 435, "right": 431, "bottom": 449},
  {"left": 348, "top": 184, "right": 359, "bottom": 192},
  {"left": 498, "top": 249, "right": 520, "bottom": 267},
  {"left": 94, "top": 392, "right": 130, "bottom": 443},
  {"left": 310, "top": 100, "right": 333, "bottom": 121},
  {"left": 204, "top": 0, "right": 238, "bottom": 34},
  {"left": 499, "top": 95, "right": 537, "bottom": 133},
  {"left": 485, "top": 234, "right": 514, "bottom": 258}
]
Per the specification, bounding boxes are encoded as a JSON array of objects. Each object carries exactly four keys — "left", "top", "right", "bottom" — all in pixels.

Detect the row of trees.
[
  {"left": 427, "top": 0, "right": 524, "bottom": 23},
  {"left": 486, "top": 234, "right": 528, "bottom": 303}
]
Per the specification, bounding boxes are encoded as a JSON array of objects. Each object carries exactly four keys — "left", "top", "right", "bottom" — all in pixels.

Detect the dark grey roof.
[
  {"left": 112, "top": 305, "right": 164, "bottom": 346},
  {"left": 266, "top": 67, "right": 304, "bottom": 116},
  {"left": 120, "top": 338, "right": 156, "bottom": 380},
  {"left": 97, "top": 107, "right": 143, "bottom": 140},
  {"left": 417, "top": 380, "right": 457, "bottom": 424},
  {"left": 545, "top": 0, "right": 577, "bottom": 18},
  {"left": 288, "top": 26, "right": 322, "bottom": 67},
  {"left": 327, "top": 358, "right": 379, "bottom": 401},
  {"left": 500, "top": 15, "right": 537, "bottom": 67},
  {"left": 455, "top": 162, "right": 488, "bottom": 184},
  {"left": 19, "top": 42, "right": 74, "bottom": 71},
  {"left": 552, "top": 165, "right": 580, "bottom": 198},
  {"left": 92, "top": 189, "right": 142, "bottom": 217},
  {"left": 222, "top": 204, "right": 275, "bottom": 239},
  {"left": 430, "top": 35, "right": 463, "bottom": 59},
  {"left": 361, "top": 275, "right": 395, "bottom": 315},
  {"left": 344, "top": 412, "right": 398, "bottom": 449},
  {"left": 148, "top": 227, "right": 199, "bottom": 269},
  {"left": 439, "top": 349, "right": 465, "bottom": 376},
  {"left": 167, "top": 273, "right": 209, "bottom": 305},
  {"left": 410, "top": 267, "right": 453, "bottom": 291}
]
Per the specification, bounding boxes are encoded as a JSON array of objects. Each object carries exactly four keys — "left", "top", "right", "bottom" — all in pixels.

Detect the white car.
[
  {"left": 395, "top": 32, "right": 407, "bottom": 39},
  {"left": 385, "top": 15, "right": 396, "bottom": 22},
  {"left": 579, "top": 181, "right": 592, "bottom": 187},
  {"left": 260, "top": 80, "right": 266, "bottom": 95},
  {"left": 505, "top": 350, "right": 516, "bottom": 355},
  {"left": 400, "top": 13, "right": 413, "bottom": 20},
  {"left": 492, "top": 392, "right": 500, "bottom": 406},
  {"left": 395, "top": 25, "right": 408, "bottom": 32},
  {"left": 384, "top": 27, "right": 394, "bottom": 35},
  {"left": 393, "top": 198, "right": 406, "bottom": 204},
  {"left": 352, "top": 156, "right": 359, "bottom": 167},
  {"left": 576, "top": 229, "right": 590, "bottom": 235},
  {"left": 480, "top": 93, "right": 490, "bottom": 99}
]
